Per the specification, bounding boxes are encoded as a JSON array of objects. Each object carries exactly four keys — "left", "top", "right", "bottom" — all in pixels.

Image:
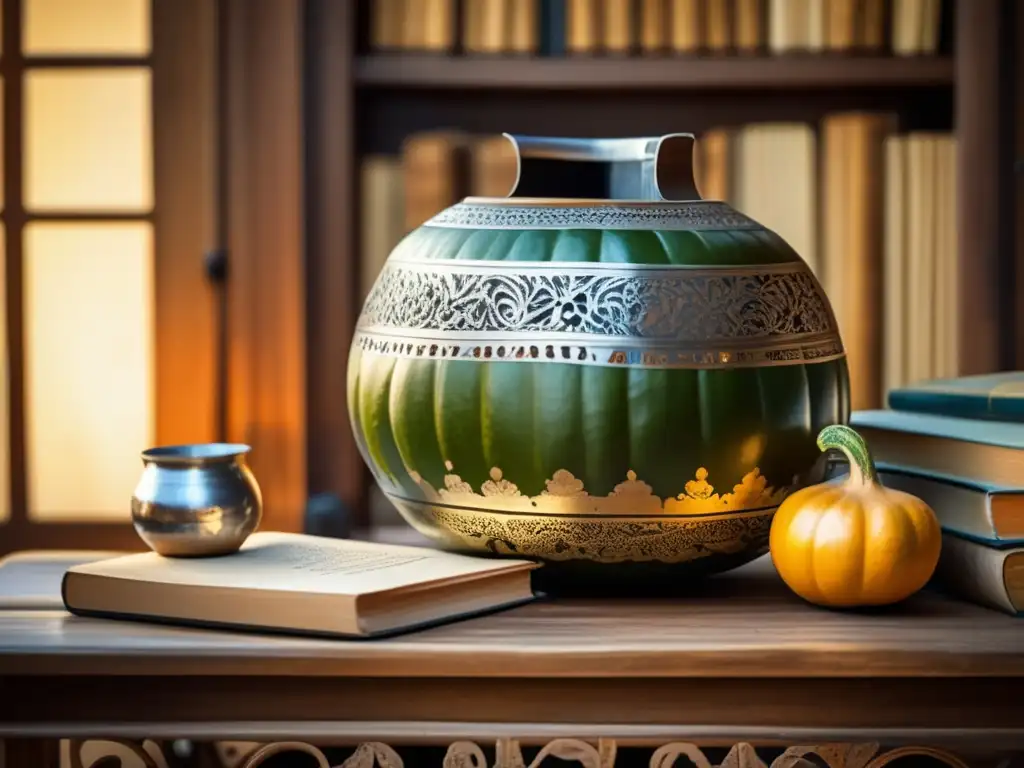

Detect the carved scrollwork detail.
[
  {"left": 487, "top": 738, "right": 617, "bottom": 768},
  {"left": 864, "top": 746, "right": 972, "bottom": 768},
  {"left": 238, "top": 741, "right": 333, "bottom": 768},
  {"left": 55, "top": 739, "right": 981, "bottom": 768},
  {"left": 234, "top": 741, "right": 404, "bottom": 768},
  {"left": 770, "top": 744, "right": 973, "bottom": 768},
  {"left": 445, "top": 741, "right": 490, "bottom": 768},
  {"left": 651, "top": 741, "right": 718, "bottom": 768},
  {"left": 67, "top": 739, "right": 166, "bottom": 768},
  {"left": 773, "top": 744, "right": 882, "bottom": 768}
]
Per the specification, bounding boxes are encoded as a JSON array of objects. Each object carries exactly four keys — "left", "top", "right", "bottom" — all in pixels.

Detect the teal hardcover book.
[
  {"left": 875, "top": 465, "right": 1024, "bottom": 546},
  {"left": 849, "top": 410, "right": 1024, "bottom": 488},
  {"left": 888, "top": 372, "right": 1024, "bottom": 423}
]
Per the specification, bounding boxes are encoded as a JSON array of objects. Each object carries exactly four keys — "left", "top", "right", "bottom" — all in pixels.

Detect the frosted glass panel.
[
  {"left": 24, "top": 0, "right": 150, "bottom": 55},
  {"left": 25, "top": 69, "right": 152, "bottom": 212},
  {"left": 0, "top": 226, "right": 8, "bottom": 524},
  {"left": 25, "top": 223, "right": 154, "bottom": 520}
]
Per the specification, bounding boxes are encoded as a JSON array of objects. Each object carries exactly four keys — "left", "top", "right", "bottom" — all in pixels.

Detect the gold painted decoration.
[
  {"left": 407, "top": 464, "right": 789, "bottom": 517},
  {"left": 393, "top": 498, "right": 774, "bottom": 564}
]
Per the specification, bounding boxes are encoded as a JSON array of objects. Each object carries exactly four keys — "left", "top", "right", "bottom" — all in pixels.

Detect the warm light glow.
[
  {"left": 24, "top": 0, "right": 150, "bottom": 55},
  {"left": 25, "top": 69, "right": 152, "bottom": 212},
  {"left": 25, "top": 223, "right": 154, "bottom": 520}
]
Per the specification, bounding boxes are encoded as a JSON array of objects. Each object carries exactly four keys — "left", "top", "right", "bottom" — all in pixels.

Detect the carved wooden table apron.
[{"left": 1, "top": 559, "right": 1023, "bottom": 768}]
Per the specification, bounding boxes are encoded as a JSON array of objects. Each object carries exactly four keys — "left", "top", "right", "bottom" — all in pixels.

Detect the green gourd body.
[{"left": 349, "top": 223, "right": 849, "bottom": 509}]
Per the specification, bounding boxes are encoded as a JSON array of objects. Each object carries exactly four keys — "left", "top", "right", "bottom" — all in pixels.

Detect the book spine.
[
  {"left": 733, "top": 0, "right": 763, "bottom": 53},
  {"left": 509, "top": 0, "right": 541, "bottom": 53},
  {"left": 479, "top": 0, "right": 510, "bottom": 52},
  {"left": 567, "top": 0, "right": 600, "bottom": 52},
  {"left": 639, "top": 0, "right": 668, "bottom": 53},
  {"left": 703, "top": 0, "right": 731, "bottom": 52},
  {"left": 670, "top": 0, "right": 701, "bottom": 53},
  {"left": 887, "top": 391, "right": 1024, "bottom": 424},
  {"left": 540, "top": 0, "right": 568, "bottom": 54},
  {"left": 932, "top": 533, "right": 1020, "bottom": 616},
  {"left": 602, "top": 0, "right": 635, "bottom": 54},
  {"left": 371, "top": 0, "right": 408, "bottom": 51}
]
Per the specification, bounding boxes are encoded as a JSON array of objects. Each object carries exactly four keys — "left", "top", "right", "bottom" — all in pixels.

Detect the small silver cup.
[{"left": 131, "top": 443, "right": 263, "bottom": 557}]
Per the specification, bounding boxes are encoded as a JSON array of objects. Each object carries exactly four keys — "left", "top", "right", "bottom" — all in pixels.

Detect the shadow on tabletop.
[{"left": 528, "top": 552, "right": 961, "bottom": 618}]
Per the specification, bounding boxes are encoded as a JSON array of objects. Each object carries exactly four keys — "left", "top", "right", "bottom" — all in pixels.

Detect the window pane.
[
  {"left": 23, "top": 0, "right": 150, "bottom": 55},
  {"left": 25, "top": 223, "right": 154, "bottom": 520},
  {"left": 25, "top": 69, "right": 152, "bottom": 212}
]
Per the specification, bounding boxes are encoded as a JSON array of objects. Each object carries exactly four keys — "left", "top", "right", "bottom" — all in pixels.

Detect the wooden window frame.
[{"left": 0, "top": 0, "right": 220, "bottom": 554}]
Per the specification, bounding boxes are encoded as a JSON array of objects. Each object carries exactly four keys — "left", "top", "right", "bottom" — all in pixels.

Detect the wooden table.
[{"left": 1, "top": 555, "right": 1023, "bottom": 768}]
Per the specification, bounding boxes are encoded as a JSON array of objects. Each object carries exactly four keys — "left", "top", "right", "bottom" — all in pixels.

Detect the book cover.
[
  {"left": 888, "top": 372, "right": 1024, "bottom": 423},
  {"left": 851, "top": 409, "right": 1024, "bottom": 488},
  {"left": 932, "top": 532, "right": 1023, "bottom": 616},
  {"left": 875, "top": 464, "right": 1024, "bottom": 545},
  {"left": 852, "top": 409, "right": 1024, "bottom": 450},
  {"left": 63, "top": 532, "right": 540, "bottom": 639}
]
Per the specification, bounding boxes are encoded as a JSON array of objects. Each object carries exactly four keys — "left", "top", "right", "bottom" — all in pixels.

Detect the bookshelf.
[
  {"left": 354, "top": 54, "right": 956, "bottom": 89},
  {"left": 299, "top": 0, "right": 1018, "bottom": 530}
]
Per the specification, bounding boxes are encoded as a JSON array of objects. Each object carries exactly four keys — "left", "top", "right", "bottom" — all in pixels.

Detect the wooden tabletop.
[{"left": 2, "top": 555, "right": 1022, "bottom": 679}]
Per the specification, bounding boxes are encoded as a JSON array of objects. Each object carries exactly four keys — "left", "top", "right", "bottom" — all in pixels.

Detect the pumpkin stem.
[{"left": 817, "top": 424, "right": 878, "bottom": 486}]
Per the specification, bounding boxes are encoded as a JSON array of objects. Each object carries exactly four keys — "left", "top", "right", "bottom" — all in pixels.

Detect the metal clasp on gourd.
[{"left": 503, "top": 133, "right": 702, "bottom": 202}]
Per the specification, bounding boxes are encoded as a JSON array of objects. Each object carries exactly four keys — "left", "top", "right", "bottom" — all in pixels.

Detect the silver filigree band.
[
  {"left": 423, "top": 200, "right": 762, "bottom": 230},
  {"left": 357, "top": 261, "right": 841, "bottom": 364},
  {"left": 354, "top": 331, "right": 844, "bottom": 370}
]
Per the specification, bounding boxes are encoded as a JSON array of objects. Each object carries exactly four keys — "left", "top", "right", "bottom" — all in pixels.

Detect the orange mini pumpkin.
[{"left": 770, "top": 424, "right": 942, "bottom": 608}]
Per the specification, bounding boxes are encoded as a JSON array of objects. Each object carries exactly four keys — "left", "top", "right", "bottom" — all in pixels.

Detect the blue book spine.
[
  {"left": 540, "top": 0, "right": 566, "bottom": 56},
  {"left": 889, "top": 390, "right": 1024, "bottom": 422},
  {"left": 888, "top": 373, "right": 1024, "bottom": 423}
]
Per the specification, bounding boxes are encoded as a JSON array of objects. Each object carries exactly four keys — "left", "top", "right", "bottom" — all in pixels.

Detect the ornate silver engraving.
[
  {"left": 353, "top": 332, "right": 844, "bottom": 370},
  {"left": 358, "top": 263, "right": 838, "bottom": 343},
  {"left": 424, "top": 201, "right": 761, "bottom": 230}
]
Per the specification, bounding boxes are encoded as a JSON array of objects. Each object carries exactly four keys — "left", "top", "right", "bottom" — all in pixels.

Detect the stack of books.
[{"left": 850, "top": 372, "right": 1024, "bottom": 616}]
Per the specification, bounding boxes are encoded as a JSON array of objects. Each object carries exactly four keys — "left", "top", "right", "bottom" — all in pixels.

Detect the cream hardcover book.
[{"left": 62, "top": 532, "right": 539, "bottom": 638}]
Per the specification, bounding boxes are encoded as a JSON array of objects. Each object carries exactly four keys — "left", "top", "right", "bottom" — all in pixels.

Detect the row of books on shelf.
[
  {"left": 849, "top": 372, "right": 1024, "bottom": 617},
  {"left": 691, "top": 117, "right": 958, "bottom": 411},
  {"left": 371, "top": 0, "right": 943, "bottom": 56},
  {"left": 359, "top": 115, "right": 957, "bottom": 411}
]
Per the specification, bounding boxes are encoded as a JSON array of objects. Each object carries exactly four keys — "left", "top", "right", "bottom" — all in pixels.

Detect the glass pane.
[
  {"left": 23, "top": 0, "right": 150, "bottom": 55},
  {"left": 25, "top": 69, "right": 152, "bottom": 212},
  {"left": 0, "top": 226, "right": 7, "bottom": 524},
  {"left": 25, "top": 222, "right": 154, "bottom": 520}
]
